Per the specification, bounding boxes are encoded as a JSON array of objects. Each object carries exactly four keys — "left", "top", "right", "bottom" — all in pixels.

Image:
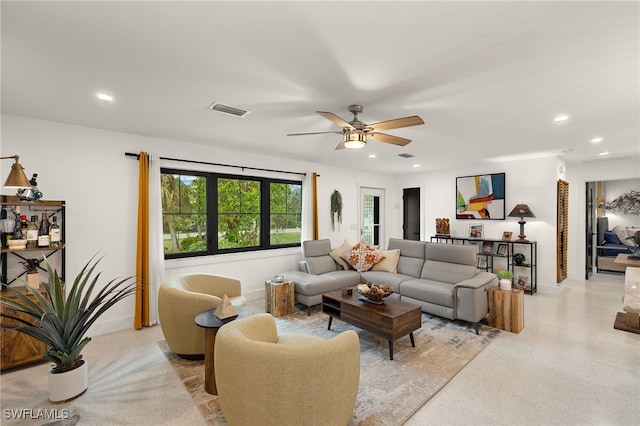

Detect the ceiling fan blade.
[
  {"left": 370, "top": 132, "right": 412, "bottom": 146},
  {"left": 369, "top": 116, "right": 424, "bottom": 131},
  {"left": 335, "top": 140, "right": 346, "bottom": 150},
  {"left": 287, "top": 131, "right": 343, "bottom": 136},
  {"left": 316, "top": 111, "right": 353, "bottom": 129}
]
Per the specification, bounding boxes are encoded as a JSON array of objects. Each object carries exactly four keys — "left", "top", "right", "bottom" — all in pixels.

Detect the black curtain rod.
[{"left": 125, "top": 152, "right": 307, "bottom": 177}]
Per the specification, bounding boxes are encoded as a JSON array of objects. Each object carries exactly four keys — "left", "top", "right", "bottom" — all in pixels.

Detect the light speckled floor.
[{"left": 1, "top": 273, "right": 638, "bottom": 425}]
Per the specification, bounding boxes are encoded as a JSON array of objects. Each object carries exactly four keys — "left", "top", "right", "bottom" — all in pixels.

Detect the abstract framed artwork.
[{"left": 456, "top": 173, "right": 506, "bottom": 220}]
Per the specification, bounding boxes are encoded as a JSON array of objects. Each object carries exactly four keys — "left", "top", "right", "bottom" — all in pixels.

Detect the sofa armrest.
[{"left": 455, "top": 271, "right": 497, "bottom": 289}]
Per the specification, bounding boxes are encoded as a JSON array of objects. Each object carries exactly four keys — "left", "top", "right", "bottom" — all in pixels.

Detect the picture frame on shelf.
[
  {"left": 502, "top": 231, "right": 513, "bottom": 241},
  {"left": 496, "top": 243, "right": 508, "bottom": 256},
  {"left": 482, "top": 241, "right": 494, "bottom": 254},
  {"left": 516, "top": 275, "right": 529, "bottom": 289},
  {"left": 477, "top": 256, "right": 487, "bottom": 269},
  {"left": 469, "top": 224, "right": 484, "bottom": 239}
]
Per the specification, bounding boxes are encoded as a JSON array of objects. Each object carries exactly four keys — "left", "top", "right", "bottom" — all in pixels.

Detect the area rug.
[{"left": 159, "top": 310, "right": 499, "bottom": 426}]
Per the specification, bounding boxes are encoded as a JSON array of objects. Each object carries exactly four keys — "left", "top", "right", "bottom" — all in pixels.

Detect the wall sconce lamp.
[
  {"left": 508, "top": 204, "right": 536, "bottom": 242},
  {"left": 343, "top": 129, "right": 367, "bottom": 149},
  {"left": 1, "top": 155, "right": 31, "bottom": 188}
]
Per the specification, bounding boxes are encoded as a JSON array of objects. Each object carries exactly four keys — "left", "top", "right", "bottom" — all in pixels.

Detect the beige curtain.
[{"left": 135, "top": 152, "right": 150, "bottom": 329}]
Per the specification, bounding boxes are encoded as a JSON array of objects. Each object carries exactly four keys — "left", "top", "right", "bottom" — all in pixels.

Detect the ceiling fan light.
[{"left": 343, "top": 130, "right": 366, "bottom": 149}]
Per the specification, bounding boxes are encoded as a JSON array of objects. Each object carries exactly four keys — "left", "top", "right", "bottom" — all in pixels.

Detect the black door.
[
  {"left": 585, "top": 182, "right": 595, "bottom": 279},
  {"left": 403, "top": 188, "right": 420, "bottom": 240}
]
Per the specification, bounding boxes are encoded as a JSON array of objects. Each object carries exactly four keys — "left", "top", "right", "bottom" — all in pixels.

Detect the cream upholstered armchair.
[
  {"left": 215, "top": 313, "right": 360, "bottom": 426},
  {"left": 158, "top": 273, "right": 247, "bottom": 357}
]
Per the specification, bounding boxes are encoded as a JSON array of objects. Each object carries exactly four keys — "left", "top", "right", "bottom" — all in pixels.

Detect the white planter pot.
[
  {"left": 499, "top": 279, "right": 512, "bottom": 291},
  {"left": 48, "top": 360, "right": 88, "bottom": 403}
]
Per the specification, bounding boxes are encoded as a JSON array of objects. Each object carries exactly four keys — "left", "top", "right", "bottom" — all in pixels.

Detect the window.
[{"left": 161, "top": 169, "right": 302, "bottom": 258}]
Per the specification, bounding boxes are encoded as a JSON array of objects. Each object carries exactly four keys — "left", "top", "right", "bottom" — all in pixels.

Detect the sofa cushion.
[
  {"left": 400, "top": 279, "right": 455, "bottom": 308},
  {"left": 307, "top": 255, "right": 339, "bottom": 275},
  {"left": 330, "top": 240, "right": 353, "bottom": 270},
  {"left": 282, "top": 271, "right": 359, "bottom": 297},
  {"left": 342, "top": 240, "right": 384, "bottom": 272},
  {"left": 604, "top": 231, "right": 622, "bottom": 245},
  {"left": 388, "top": 238, "right": 426, "bottom": 259},
  {"left": 371, "top": 249, "right": 401, "bottom": 273},
  {"left": 360, "top": 270, "right": 415, "bottom": 293}
]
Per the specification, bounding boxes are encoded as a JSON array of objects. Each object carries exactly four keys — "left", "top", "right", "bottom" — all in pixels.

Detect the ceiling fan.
[{"left": 287, "top": 104, "right": 425, "bottom": 149}]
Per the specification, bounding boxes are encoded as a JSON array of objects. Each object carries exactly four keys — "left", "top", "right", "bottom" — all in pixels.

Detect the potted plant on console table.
[{"left": 0, "top": 255, "right": 136, "bottom": 403}]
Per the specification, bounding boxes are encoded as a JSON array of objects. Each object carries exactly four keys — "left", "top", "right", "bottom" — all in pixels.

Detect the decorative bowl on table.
[{"left": 356, "top": 283, "right": 394, "bottom": 304}]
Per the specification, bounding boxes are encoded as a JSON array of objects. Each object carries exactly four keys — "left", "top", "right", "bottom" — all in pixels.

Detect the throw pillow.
[
  {"left": 341, "top": 240, "right": 385, "bottom": 272},
  {"left": 371, "top": 249, "right": 401, "bottom": 273},
  {"left": 613, "top": 226, "right": 633, "bottom": 246},
  {"left": 329, "top": 240, "right": 353, "bottom": 270}
]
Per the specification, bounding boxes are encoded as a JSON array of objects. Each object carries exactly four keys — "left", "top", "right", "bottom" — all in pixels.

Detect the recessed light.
[
  {"left": 554, "top": 114, "right": 569, "bottom": 124},
  {"left": 369, "top": 154, "right": 376, "bottom": 159},
  {"left": 413, "top": 164, "right": 420, "bottom": 168},
  {"left": 97, "top": 93, "right": 113, "bottom": 102},
  {"left": 591, "top": 137, "right": 603, "bottom": 143},
  {"left": 599, "top": 151, "right": 609, "bottom": 156}
]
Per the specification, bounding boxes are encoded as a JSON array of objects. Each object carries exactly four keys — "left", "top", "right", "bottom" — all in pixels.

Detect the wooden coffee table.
[{"left": 322, "top": 290, "right": 421, "bottom": 360}]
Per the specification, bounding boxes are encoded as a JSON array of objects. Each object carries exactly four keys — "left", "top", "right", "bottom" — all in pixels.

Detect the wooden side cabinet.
[
  {"left": 488, "top": 287, "right": 524, "bottom": 333},
  {"left": 1, "top": 286, "right": 47, "bottom": 370}
]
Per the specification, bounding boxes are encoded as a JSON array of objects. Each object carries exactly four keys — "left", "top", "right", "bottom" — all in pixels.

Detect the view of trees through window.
[{"left": 161, "top": 169, "right": 302, "bottom": 257}]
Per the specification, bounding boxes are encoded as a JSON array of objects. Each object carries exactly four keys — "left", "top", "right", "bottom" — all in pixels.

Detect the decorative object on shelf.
[
  {"left": 482, "top": 241, "right": 494, "bottom": 254},
  {"left": 456, "top": 173, "right": 506, "bottom": 220},
  {"left": 513, "top": 253, "right": 526, "bottom": 266},
  {"left": 0, "top": 155, "right": 31, "bottom": 189},
  {"left": 501, "top": 231, "right": 512, "bottom": 241},
  {"left": 7, "top": 239, "right": 26, "bottom": 250},
  {"left": 469, "top": 224, "right": 483, "bottom": 239},
  {"left": 435, "top": 218, "right": 450, "bottom": 235},
  {"left": 330, "top": 190, "right": 343, "bottom": 231},
  {"left": 0, "top": 254, "right": 137, "bottom": 402},
  {"left": 497, "top": 270, "right": 512, "bottom": 291},
  {"left": 356, "top": 283, "right": 393, "bottom": 304},
  {"left": 607, "top": 190, "right": 640, "bottom": 216},
  {"left": 213, "top": 294, "right": 238, "bottom": 320},
  {"left": 17, "top": 174, "right": 43, "bottom": 202},
  {"left": 508, "top": 204, "right": 536, "bottom": 242},
  {"left": 516, "top": 275, "right": 529, "bottom": 290},
  {"left": 556, "top": 180, "right": 569, "bottom": 283},
  {"left": 20, "top": 258, "right": 41, "bottom": 288}
]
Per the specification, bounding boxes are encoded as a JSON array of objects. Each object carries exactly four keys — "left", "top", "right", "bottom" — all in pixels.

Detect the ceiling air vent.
[
  {"left": 398, "top": 153, "right": 415, "bottom": 158},
  {"left": 208, "top": 102, "right": 250, "bottom": 117}
]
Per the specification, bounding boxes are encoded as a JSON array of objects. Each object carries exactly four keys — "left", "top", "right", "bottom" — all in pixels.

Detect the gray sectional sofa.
[{"left": 281, "top": 238, "right": 498, "bottom": 333}]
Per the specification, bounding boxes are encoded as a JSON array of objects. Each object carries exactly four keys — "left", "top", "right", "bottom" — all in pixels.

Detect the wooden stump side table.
[
  {"left": 264, "top": 280, "right": 295, "bottom": 317},
  {"left": 194, "top": 306, "right": 253, "bottom": 395},
  {"left": 488, "top": 287, "right": 524, "bottom": 333}
]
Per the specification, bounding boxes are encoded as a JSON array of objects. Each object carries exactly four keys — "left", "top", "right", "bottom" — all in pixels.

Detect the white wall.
[
  {"left": 3, "top": 113, "right": 638, "bottom": 335},
  {"left": 396, "top": 157, "right": 560, "bottom": 290},
  {"left": 1, "top": 114, "right": 398, "bottom": 335}
]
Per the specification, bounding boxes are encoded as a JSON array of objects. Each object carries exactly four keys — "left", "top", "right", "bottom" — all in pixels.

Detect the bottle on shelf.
[
  {"left": 49, "top": 216, "right": 61, "bottom": 247},
  {"left": 38, "top": 212, "right": 51, "bottom": 247},
  {"left": 26, "top": 215, "right": 39, "bottom": 248}
]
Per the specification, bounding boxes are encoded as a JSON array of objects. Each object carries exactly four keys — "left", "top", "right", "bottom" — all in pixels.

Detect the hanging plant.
[{"left": 331, "top": 190, "right": 343, "bottom": 231}]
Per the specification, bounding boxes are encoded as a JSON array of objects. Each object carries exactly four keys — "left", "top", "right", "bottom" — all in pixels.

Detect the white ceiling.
[{"left": 2, "top": 1, "right": 639, "bottom": 174}]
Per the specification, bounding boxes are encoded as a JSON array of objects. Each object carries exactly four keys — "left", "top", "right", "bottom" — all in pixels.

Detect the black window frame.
[{"left": 161, "top": 168, "right": 302, "bottom": 259}]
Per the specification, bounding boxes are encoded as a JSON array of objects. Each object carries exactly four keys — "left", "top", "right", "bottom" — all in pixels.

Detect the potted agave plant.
[{"left": 0, "top": 255, "right": 136, "bottom": 403}]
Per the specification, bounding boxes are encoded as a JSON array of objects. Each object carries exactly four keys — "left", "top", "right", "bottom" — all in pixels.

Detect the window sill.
[{"left": 164, "top": 246, "right": 302, "bottom": 269}]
